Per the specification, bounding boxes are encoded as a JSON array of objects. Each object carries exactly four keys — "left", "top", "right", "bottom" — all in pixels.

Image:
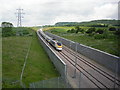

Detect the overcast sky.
[{"left": 0, "top": 0, "right": 119, "bottom": 26}]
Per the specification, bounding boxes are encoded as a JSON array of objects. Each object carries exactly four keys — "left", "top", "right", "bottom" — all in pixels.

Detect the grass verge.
[
  {"left": 2, "top": 36, "right": 32, "bottom": 88},
  {"left": 21, "top": 29, "right": 59, "bottom": 87}
]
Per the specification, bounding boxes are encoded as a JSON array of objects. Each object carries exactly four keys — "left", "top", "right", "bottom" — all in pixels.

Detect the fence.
[
  {"left": 29, "top": 77, "right": 71, "bottom": 88},
  {"left": 45, "top": 32, "right": 120, "bottom": 75}
]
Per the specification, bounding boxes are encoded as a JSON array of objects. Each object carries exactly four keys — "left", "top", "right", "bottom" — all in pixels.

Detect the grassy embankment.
[
  {"left": 43, "top": 26, "right": 119, "bottom": 56},
  {"left": 2, "top": 27, "right": 59, "bottom": 88},
  {"left": 22, "top": 28, "right": 59, "bottom": 87}
]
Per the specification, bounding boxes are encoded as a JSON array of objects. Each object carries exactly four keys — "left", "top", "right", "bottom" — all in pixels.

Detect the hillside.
[
  {"left": 55, "top": 19, "right": 120, "bottom": 27},
  {"left": 44, "top": 26, "right": 119, "bottom": 56}
]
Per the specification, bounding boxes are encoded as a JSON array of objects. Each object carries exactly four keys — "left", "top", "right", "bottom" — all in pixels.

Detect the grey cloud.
[{"left": 0, "top": 0, "right": 119, "bottom": 26}]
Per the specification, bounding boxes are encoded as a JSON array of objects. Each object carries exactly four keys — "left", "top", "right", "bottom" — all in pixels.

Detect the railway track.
[
  {"left": 58, "top": 47, "right": 120, "bottom": 89},
  {"left": 59, "top": 51, "right": 109, "bottom": 89},
  {"left": 63, "top": 46, "right": 120, "bottom": 87}
]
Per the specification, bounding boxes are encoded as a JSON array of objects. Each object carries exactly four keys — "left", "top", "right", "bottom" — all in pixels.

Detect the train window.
[
  {"left": 51, "top": 41, "right": 55, "bottom": 45},
  {"left": 57, "top": 42, "right": 62, "bottom": 46},
  {"left": 52, "top": 38, "right": 56, "bottom": 40}
]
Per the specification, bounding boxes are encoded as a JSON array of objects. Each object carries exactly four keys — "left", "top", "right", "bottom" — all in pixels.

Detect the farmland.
[{"left": 2, "top": 27, "right": 59, "bottom": 88}]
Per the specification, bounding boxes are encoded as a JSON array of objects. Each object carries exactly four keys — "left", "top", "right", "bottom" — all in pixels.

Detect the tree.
[
  {"left": 109, "top": 27, "right": 116, "bottom": 31},
  {"left": 75, "top": 26, "right": 81, "bottom": 33},
  {"left": 67, "top": 30, "right": 71, "bottom": 33},
  {"left": 114, "top": 28, "right": 120, "bottom": 36},
  {"left": 86, "top": 27, "right": 96, "bottom": 34},
  {"left": 2, "top": 22, "right": 14, "bottom": 37},
  {"left": 70, "top": 29, "right": 75, "bottom": 33},
  {"left": 67, "top": 29, "right": 75, "bottom": 33},
  {"left": 95, "top": 29, "right": 104, "bottom": 34},
  {"left": 75, "top": 26, "right": 79, "bottom": 33}
]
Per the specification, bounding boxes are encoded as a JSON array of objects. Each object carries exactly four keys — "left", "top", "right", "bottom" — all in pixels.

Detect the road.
[{"left": 38, "top": 31, "right": 120, "bottom": 89}]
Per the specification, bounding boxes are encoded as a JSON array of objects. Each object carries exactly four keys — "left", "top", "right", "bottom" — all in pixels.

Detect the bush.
[
  {"left": 67, "top": 30, "right": 71, "bottom": 33},
  {"left": 2, "top": 27, "right": 14, "bottom": 37},
  {"left": 114, "top": 28, "right": 120, "bottom": 36},
  {"left": 70, "top": 29, "right": 75, "bottom": 33},
  {"left": 75, "top": 26, "right": 80, "bottom": 33},
  {"left": 67, "top": 29, "right": 75, "bottom": 33},
  {"left": 95, "top": 29, "right": 104, "bottom": 34},
  {"left": 23, "top": 30, "right": 29, "bottom": 35},
  {"left": 94, "top": 34, "right": 106, "bottom": 39},
  {"left": 86, "top": 27, "right": 96, "bottom": 34},
  {"left": 109, "top": 27, "right": 116, "bottom": 31}
]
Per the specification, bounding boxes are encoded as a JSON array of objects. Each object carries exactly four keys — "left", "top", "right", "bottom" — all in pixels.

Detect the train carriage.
[{"left": 38, "top": 29, "right": 62, "bottom": 51}]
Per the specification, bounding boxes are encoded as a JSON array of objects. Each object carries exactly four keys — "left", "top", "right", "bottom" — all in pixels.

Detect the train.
[{"left": 38, "top": 29, "right": 62, "bottom": 51}]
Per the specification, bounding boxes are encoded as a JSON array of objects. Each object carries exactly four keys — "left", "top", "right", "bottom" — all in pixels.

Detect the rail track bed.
[{"left": 56, "top": 45, "right": 120, "bottom": 89}]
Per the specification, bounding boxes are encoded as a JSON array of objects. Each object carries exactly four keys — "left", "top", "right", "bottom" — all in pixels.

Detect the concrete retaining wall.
[
  {"left": 45, "top": 32, "right": 120, "bottom": 75},
  {"left": 37, "top": 31, "right": 66, "bottom": 78}
]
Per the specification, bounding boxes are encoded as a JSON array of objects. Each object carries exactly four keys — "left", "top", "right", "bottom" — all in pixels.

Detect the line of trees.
[
  {"left": 67, "top": 26, "right": 120, "bottom": 39},
  {"left": 1, "top": 22, "right": 13, "bottom": 28},
  {"left": 67, "top": 26, "right": 84, "bottom": 34},
  {"left": 1, "top": 22, "right": 14, "bottom": 37}
]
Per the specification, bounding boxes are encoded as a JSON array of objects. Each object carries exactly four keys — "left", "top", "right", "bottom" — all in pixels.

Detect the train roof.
[{"left": 51, "top": 39, "right": 62, "bottom": 43}]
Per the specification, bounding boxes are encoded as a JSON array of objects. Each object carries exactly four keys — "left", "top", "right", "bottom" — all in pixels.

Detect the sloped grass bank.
[
  {"left": 21, "top": 30, "right": 59, "bottom": 87},
  {"left": 2, "top": 36, "right": 32, "bottom": 88},
  {"left": 2, "top": 28, "right": 59, "bottom": 88}
]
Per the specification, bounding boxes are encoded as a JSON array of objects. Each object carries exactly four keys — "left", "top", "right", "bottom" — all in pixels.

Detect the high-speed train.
[{"left": 38, "top": 29, "right": 62, "bottom": 51}]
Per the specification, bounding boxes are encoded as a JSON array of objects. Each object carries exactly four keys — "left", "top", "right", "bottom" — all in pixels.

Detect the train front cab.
[{"left": 56, "top": 42, "right": 62, "bottom": 51}]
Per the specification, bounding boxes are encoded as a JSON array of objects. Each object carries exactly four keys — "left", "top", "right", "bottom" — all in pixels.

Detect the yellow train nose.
[{"left": 57, "top": 46, "right": 62, "bottom": 48}]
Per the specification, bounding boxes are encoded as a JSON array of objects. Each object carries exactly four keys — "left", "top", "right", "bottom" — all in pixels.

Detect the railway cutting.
[{"left": 37, "top": 29, "right": 120, "bottom": 89}]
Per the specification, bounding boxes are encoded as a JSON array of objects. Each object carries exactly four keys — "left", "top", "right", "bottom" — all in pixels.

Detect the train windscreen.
[{"left": 57, "top": 42, "right": 62, "bottom": 46}]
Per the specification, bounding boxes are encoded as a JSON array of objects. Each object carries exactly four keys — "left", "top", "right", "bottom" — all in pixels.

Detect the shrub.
[
  {"left": 109, "top": 27, "right": 116, "bottom": 31},
  {"left": 67, "top": 29, "right": 76, "bottom": 33},
  {"left": 2, "top": 27, "right": 14, "bottom": 37},
  {"left": 67, "top": 30, "right": 71, "bottom": 33},
  {"left": 23, "top": 30, "right": 29, "bottom": 35},
  {"left": 102, "top": 29, "right": 109, "bottom": 38},
  {"left": 95, "top": 29, "right": 104, "bottom": 34},
  {"left": 76, "top": 28, "right": 84, "bottom": 34},
  {"left": 94, "top": 34, "right": 105, "bottom": 39},
  {"left": 114, "top": 28, "right": 120, "bottom": 36},
  {"left": 86, "top": 27, "right": 96, "bottom": 34},
  {"left": 75, "top": 26, "right": 80, "bottom": 33},
  {"left": 70, "top": 29, "right": 75, "bottom": 33}
]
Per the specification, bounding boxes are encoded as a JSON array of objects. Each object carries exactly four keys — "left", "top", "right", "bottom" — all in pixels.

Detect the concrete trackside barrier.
[
  {"left": 45, "top": 32, "right": 120, "bottom": 75},
  {"left": 37, "top": 31, "right": 67, "bottom": 79}
]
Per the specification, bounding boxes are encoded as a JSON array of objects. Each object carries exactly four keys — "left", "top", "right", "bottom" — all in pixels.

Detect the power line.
[{"left": 15, "top": 8, "right": 25, "bottom": 27}]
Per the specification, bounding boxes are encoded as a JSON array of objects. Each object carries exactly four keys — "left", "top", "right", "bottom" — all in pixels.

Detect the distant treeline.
[{"left": 54, "top": 20, "right": 120, "bottom": 27}]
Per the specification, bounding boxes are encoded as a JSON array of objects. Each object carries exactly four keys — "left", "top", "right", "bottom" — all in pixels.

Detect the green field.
[
  {"left": 43, "top": 26, "right": 74, "bottom": 32},
  {"left": 2, "top": 36, "right": 32, "bottom": 88},
  {"left": 44, "top": 27, "right": 119, "bottom": 56},
  {"left": 2, "top": 27, "right": 59, "bottom": 88}
]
